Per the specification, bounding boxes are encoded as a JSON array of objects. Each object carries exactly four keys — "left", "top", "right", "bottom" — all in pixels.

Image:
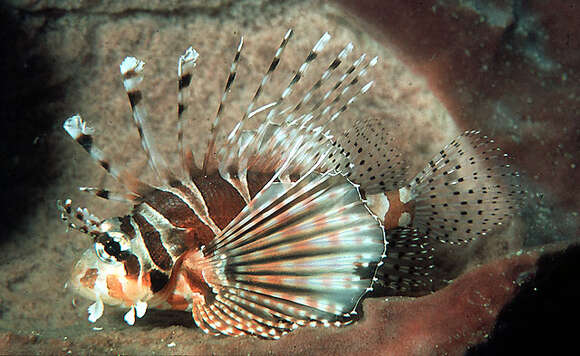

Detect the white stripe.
[
  {"left": 134, "top": 205, "right": 179, "bottom": 260},
  {"left": 166, "top": 183, "right": 222, "bottom": 235},
  {"left": 366, "top": 193, "right": 390, "bottom": 221},
  {"left": 399, "top": 186, "right": 413, "bottom": 204}
]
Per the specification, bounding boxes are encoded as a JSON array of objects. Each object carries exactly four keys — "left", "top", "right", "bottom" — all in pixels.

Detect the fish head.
[{"left": 69, "top": 217, "right": 153, "bottom": 310}]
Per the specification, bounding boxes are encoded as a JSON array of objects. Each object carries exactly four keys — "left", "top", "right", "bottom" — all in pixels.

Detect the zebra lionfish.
[{"left": 59, "top": 29, "right": 521, "bottom": 339}]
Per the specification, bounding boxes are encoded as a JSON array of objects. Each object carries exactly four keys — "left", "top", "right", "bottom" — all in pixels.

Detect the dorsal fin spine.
[
  {"left": 203, "top": 37, "right": 244, "bottom": 175},
  {"left": 120, "top": 57, "right": 174, "bottom": 183},
  {"left": 176, "top": 47, "right": 199, "bottom": 178},
  {"left": 228, "top": 29, "right": 294, "bottom": 143},
  {"left": 264, "top": 32, "right": 332, "bottom": 123},
  {"left": 62, "top": 114, "right": 150, "bottom": 197}
]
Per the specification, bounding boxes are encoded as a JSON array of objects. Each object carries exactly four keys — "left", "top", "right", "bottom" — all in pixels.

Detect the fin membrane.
[
  {"left": 408, "top": 130, "right": 523, "bottom": 245},
  {"left": 331, "top": 118, "right": 409, "bottom": 193},
  {"left": 192, "top": 172, "right": 385, "bottom": 338},
  {"left": 373, "top": 227, "right": 437, "bottom": 296}
]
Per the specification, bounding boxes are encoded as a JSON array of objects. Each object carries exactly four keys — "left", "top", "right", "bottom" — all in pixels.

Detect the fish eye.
[
  {"left": 94, "top": 241, "right": 117, "bottom": 263},
  {"left": 103, "top": 237, "right": 121, "bottom": 257},
  {"left": 94, "top": 233, "right": 126, "bottom": 264}
]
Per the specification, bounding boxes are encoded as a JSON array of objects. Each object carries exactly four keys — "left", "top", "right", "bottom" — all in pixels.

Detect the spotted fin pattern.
[
  {"left": 374, "top": 228, "right": 435, "bottom": 295},
  {"left": 188, "top": 172, "right": 386, "bottom": 338},
  {"left": 408, "top": 130, "right": 523, "bottom": 245},
  {"left": 331, "top": 118, "right": 409, "bottom": 193}
]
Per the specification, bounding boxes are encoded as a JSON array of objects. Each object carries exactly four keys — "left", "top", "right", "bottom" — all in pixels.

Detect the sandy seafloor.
[{"left": 0, "top": 0, "right": 578, "bottom": 355}]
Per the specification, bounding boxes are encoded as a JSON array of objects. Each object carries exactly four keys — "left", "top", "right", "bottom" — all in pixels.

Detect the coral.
[{"left": 467, "top": 244, "right": 580, "bottom": 355}]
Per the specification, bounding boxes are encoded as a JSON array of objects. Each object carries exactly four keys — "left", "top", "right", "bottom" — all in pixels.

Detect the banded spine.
[{"left": 177, "top": 47, "right": 199, "bottom": 177}]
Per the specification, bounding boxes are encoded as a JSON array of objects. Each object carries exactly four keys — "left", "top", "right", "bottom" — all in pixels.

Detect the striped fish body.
[
  {"left": 61, "top": 30, "right": 521, "bottom": 338},
  {"left": 69, "top": 169, "right": 385, "bottom": 337},
  {"left": 103, "top": 172, "right": 272, "bottom": 302}
]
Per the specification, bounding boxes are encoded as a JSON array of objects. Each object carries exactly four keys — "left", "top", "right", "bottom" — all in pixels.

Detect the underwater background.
[{"left": 0, "top": 0, "right": 578, "bottom": 354}]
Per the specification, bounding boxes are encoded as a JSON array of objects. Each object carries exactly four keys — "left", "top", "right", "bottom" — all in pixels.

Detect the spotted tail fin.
[
  {"left": 187, "top": 172, "right": 385, "bottom": 338},
  {"left": 407, "top": 130, "right": 523, "bottom": 245}
]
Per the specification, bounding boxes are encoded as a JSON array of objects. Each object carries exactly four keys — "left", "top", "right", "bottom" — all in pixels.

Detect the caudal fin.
[{"left": 407, "top": 130, "right": 523, "bottom": 245}]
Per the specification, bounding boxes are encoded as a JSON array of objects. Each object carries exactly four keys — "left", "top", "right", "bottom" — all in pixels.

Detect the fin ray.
[
  {"left": 63, "top": 114, "right": 152, "bottom": 196},
  {"left": 373, "top": 228, "right": 436, "bottom": 295},
  {"left": 190, "top": 172, "right": 384, "bottom": 337},
  {"left": 120, "top": 57, "right": 174, "bottom": 182},
  {"left": 331, "top": 118, "right": 409, "bottom": 193},
  {"left": 408, "top": 130, "right": 523, "bottom": 245}
]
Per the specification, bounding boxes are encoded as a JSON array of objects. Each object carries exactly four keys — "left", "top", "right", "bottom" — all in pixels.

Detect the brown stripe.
[
  {"left": 246, "top": 171, "right": 272, "bottom": 200},
  {"left": 120, "top": 215, "right": 136, "bottom": 240},
  {"left": 169, "top": 182, "right": 219, "bottom": 247},
  {"left": 132, "top": 213, "right": 173, "bottom": 271},
  {"left": 122, "top": 254, "right": 141, "bottom": 278},
  {"left": 191, "top": 173, "right": 247, "bottom": 229},
  {"left": 383, "top": 191, "right": 416, "bottom": 230},
  {"left": 144, "top": 188, "right": 199, "bottom": 228},
  {"left": 80, "top": 268, "right": 99, "bottom": 289},
  {"left": 148, "top": 269, "right": 170, "bottom": 293},
  {"left": 383, "top": 191, "right": 401, "bottom": 230}
]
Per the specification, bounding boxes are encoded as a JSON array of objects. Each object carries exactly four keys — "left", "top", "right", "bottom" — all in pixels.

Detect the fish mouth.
[
  {"left": 69, "top": 250, "right": 101, "bottom": 302},
  {"left": 69, "top": 248, "right": 117, "bottom": 303}
]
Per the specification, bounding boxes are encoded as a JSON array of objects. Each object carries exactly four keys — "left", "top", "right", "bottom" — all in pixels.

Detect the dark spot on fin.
[
  {"left": 95, "top": 189, "right": 110, "bottom": 199},
  {"left": 76, "top": 134, "right": 93, "bottom": 152},
  {"left": 407, "top": 130, "right": 524, "bottom": 245},
  {"left": 127, "top": 91, "right": 142, "bottom": 108},
  {"left": 333, "top": 118, "right": 408, "bottom": 193},
  {"left": 178, "top": 73, "right": 192, "bottom": 90}
]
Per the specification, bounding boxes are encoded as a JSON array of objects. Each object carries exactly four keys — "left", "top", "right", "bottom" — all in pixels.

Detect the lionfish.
[{"left": 58, "top": 29, "right": 521, "bottom": 339}]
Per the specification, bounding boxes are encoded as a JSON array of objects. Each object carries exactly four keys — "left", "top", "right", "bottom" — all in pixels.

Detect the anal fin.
[{"left": 371, "top": 227, "right": 438, "bottom": 297}]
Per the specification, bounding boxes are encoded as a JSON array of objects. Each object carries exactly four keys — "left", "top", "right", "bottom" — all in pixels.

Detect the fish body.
[{"left": 59, "top": 30, "right": 521, "bottom": 338}]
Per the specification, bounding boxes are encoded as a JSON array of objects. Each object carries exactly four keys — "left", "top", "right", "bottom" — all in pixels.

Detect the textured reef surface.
[{"left": 0, "top": 0, "right": 577, "bottom": 355}]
